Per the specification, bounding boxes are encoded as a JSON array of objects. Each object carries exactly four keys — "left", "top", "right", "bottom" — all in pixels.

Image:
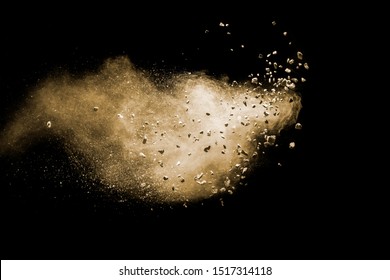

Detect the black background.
[{"left": 1, "top": 3, "right": 388, "bottom": 260}]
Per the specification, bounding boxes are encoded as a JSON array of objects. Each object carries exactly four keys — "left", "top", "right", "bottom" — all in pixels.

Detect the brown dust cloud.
[{"left": 0, "top": 21, "right": 308, "bottom": 205}]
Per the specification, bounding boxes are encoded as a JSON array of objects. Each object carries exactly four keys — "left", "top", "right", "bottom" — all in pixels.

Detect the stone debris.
[
  {"left": 295, "top": 123, "right": 303, "bottom": 130},
  {"left": 194, "top": 173, "right": 204, "bottom": 180},
  {"left": 265, "top": 135, "right": 276, "bottom": 146},
  {"left": 289, "top": 142, "right": 296, "bottom": 149},
  {"left": 297, "top": 51, "right": 303, "bottom": 60},
  {"left": 178, "top": 175, "right": 185, "bottom": 183},
  {"left": 46, "top": 121, "right": 52, "bottom": 128}
]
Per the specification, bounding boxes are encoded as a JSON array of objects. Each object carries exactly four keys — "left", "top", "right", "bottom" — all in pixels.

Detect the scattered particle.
[
  {"left": 224, "top": 177, "right": 231, "bottom": 187},
  {"left": 207, "top": 130, "right": 211, "bottom": 136},
  {"left": 219, "top": 22, "right": 225, "bottom": 27},
  {"left": 301, "top": 77, "right": 306, "bottom": 82},
  {"left": 204, "top": 145, "right": 211, "bottom": 152},
  {"left": 286, "top": 81, "right": 295, "bottom": 89},
  {"left": 46, "top": 121, "right": 52, "bottom": 128},
  {"left": 139, "top": 152, "right": 146, "bottom": 158},
  {"left": 206, "top": 112, "right": 210, "bottom": 116},
  {"left": 194, "top": 173, "right": 204, "bottom": 180},
  {"left": 285, "top": 68, "right": 292, "bottom": 73},
  {"left": 304, "top": 62, "right": 309, "bottom": 69},
  {"left": 93, "top": 106, "right": 99, "bottom": 111},
  {"left": 163, "top": 176, "right": 169, "bottom": 180},
  {"left": 176, "top": 161, "right": 181, "bottom": 166},
  {"left": 258, "top": 54, "right": 263, "bottom": 59},
  {"left": 158, "top": 149, "right": 165, "bottom": 154},
  {"left": 295, "top": 123, "right": 303, "bottom": 130},
  {"left": 142, "top": 136, "right": 147, "bottom": 144},
  {"left": 265, "top": 135, "right": 276, "bottom": 146},
  {"left": 117, "top": 114, "right": 123, "bottom": 119},
  {"left": 176, "top": 145, "right": 180, "bottom": 148},
  {"left": 251, "top": 77, "right": 258, "bottom": 84},
  {"left": 297, "top": 51, "right": 303, "bottom": 60},
  {"left": 272, "top": 21, "right": 276, "bottom": 26},
  {"left": 283, "top": 31, "right": 287, "bottom": 36},
  {"left": 289, "top": 142, "right": 296, "bottom": 149},
  {"left": 272, "top": 50, "right": 277, "bottom": 55}
]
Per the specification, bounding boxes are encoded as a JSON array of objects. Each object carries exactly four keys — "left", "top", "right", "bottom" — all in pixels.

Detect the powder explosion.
[{"left": 0, "top": 21, "right": 307, "bottom": 204}]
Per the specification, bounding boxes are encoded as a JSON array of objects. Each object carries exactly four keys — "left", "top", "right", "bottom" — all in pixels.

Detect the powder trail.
[{"left": 1, "top": 56, "right": 302, "bottom": 203}]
